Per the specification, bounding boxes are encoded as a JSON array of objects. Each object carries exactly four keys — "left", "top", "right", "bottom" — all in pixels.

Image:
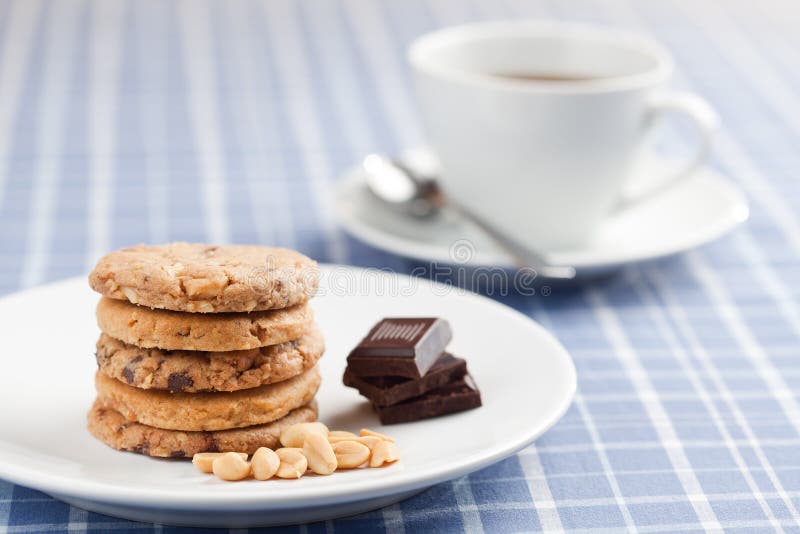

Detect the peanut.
[
  {"left": 192, "top": 452, "right": 247, "bottom": 473},
  {"left": 355, "top": 435, "right": 382, "bottom": 450},
  {"left": 332, "top": 440, "right": 371, "bottom": 469},
  {"left": 251, "top": 447, "right": 280, "bottom": 481},
  {"left": 162, "top": 262, "right": 184, "bottom": 278},
  {"left": 303, "top": 432, "right": 338, "bottom": 475},
  {"left": 328, "top": 433, "right": 362, "bottom": 444},
  {"left": 369, "top": 440, "right": 400, "bottom": 467},
  {"left": 121, "top": 287, "right": 139, "bottom": 304},
  {"left": 360, "top": 428, "right": 395, "bottom": 442},
  {"left": 183, "top": 276, "right": 226, "bottom": 298},
  {"left": 211, "top": 452, "right": 251, "bottom": 481},
  {"left": 280, "top": 422, "right": 329, "bottom": 448},
  {"left": 275, "top": 447, "right": 308, "bottom": 479},
  {"left": 327, "top": 430, "right": 358, "bottom": 440},
  {"left": 328, "top": 435, "right": 381, "bottom": 449},
  {"left": 195, "top": 301, "right": 215, "bottom": 313}
]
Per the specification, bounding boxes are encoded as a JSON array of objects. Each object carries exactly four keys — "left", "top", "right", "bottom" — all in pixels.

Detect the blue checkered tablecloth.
[{"left": 1, "top": 0, "right": 800, "bottom": 532}]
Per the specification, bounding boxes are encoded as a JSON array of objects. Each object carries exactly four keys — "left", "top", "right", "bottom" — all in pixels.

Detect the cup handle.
[{"left": 616, "top": 91, "right": 720, "bottom": 210}]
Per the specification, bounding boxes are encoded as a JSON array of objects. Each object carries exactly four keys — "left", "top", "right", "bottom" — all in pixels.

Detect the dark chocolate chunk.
[
  {"left": 167, "top": 372, "right": 193, "bottom": 392},
  {"left": 347, "top": 318, "right": 452, "bottom": 378},
  {"left": 344, "top": 353, "right": 467, "bottom": 406},
  {"left": 374, "top": 374, "right": 482, "bottom": 424},
  {"left": 122, "top": 366, "right": 135, "bottom": 384}
]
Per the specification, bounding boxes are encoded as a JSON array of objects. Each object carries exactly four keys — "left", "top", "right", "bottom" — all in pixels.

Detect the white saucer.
[
  {"left": 0, "top": 266, "right": 576, "bottom": 527},
  {"left": 335, "top": 149, "right": 749, "bottom": 276}
]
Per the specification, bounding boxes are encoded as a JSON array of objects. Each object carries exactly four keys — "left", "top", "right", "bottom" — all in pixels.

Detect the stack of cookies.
[{"left": 86, "top": 243, "right": 324, "bottom": 458}]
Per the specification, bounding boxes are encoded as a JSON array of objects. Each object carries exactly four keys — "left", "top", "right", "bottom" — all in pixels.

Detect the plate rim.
[
  {"left": 0, "top": 266, "right": 576, "bottom": 509},
  {"left": 334, "top": 151, "right": 749, "bottom": 270}
]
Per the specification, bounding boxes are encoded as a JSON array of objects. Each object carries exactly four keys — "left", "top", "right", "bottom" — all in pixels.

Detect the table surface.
[{"left": 1, "top": 0, "right": 800, "bottom": 532}]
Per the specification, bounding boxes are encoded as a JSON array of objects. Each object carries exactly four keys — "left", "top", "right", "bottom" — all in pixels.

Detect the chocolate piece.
[
  {"left": 374, "top": 374, "right": 482, "bottom": 424},
  {"left": 343, "top": 353, "right": 467, "bottom": 406},
  {"left": 346, "top": 318, "right": 452, "bottom": 378},
  {"left": 167, "top": 372, "right": 193, "bottom": 392}
]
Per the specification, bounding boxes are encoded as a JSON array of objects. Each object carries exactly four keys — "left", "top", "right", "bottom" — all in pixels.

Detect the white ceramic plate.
[
  {"left": 0, "top": 266, "right": 575, "bottom": 527},
  {"left": 335, "top": 149, "right": 749, "bottom": 276}
]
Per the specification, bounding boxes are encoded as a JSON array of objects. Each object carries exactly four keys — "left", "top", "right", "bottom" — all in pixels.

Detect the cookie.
[
  {"left": 89, "top": 243, "right": 319, "bottom": 313},
  {"left": 96, "top": 297, "right": 314, "bottom": 352},
  {"left": 95, "top": 326, "right": 325, "bottom": 392},
  {"left": 94, "top": 366, "right": 321, "bottom": 431},
  {"left": 88, "top": 399, "right": 318, "bottom": 457}
]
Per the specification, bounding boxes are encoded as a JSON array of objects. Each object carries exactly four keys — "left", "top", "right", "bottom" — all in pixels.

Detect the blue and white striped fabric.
[{"left": 1, "top": 0, "right": 800, "bottom": 532}]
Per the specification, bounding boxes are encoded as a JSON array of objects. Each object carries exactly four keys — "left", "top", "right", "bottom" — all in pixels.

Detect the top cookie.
[{"left": 89, "top": 243, "right": 319, "bottom": 313}]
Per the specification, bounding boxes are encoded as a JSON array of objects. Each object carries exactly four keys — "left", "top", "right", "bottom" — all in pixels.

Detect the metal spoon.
[{"left": 362, "top": 154, "right": 577, "bottom": 279}]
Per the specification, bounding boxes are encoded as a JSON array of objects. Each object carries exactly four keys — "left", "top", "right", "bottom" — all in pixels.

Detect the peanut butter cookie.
[
  {"left": 95, "top": 326, "right": 324, "bottom": 392},
  {"left": 94, "top": 366, "right": 321, "bottom": 431},
  {"left": 89, "top": 243, "right": 319, "bottom": 313},
  {"left": 96, "top": 297, "right": 314, "bottom": 351},
  {"left": 88, "top": 399, "right": 318, "bottom": 457}
]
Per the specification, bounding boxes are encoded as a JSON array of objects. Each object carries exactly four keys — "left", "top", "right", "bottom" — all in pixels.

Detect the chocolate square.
[
  {"left": 373, "top": 374, "right": 482, "bottom": 424},
  {"left": 343, "top": 352, "right": 467, "bottom": 406},
  {"left": 346, "top": 318, "right": 452, "bottom": 378}
]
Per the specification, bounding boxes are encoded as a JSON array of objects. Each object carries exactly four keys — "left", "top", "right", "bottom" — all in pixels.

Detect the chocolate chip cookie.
[
  {"left": 96, "top": 297, "right": 314, "bottom": 352},
  {"left": 94, "top": 366, "right": 321, "bottom": 431},
  {"left": 88, "top": 399, "right": 318, "bottom": 457},
  {"left": 95, "top": 326, "right": 324, "bottom": 392},
  {"left": 89, "top": 243, "right": 319, "bottom": 313}
]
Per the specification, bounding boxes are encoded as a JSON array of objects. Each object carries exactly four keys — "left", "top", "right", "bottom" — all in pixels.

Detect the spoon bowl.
[{"left": 361, "top": 154, "right": 577, "bottom": 280}]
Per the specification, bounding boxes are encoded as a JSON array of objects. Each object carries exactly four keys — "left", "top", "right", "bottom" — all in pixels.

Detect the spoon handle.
[{"left": 446, "top": 200, "right": 576, "bottom": 280}]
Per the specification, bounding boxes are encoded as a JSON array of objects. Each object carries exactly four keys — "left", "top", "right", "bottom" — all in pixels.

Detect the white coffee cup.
[{"left": 408, "top": 21, "right": 718, "bottom": 251}]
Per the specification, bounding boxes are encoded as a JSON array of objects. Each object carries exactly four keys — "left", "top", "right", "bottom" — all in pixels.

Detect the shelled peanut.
[{"left": 193, "top": 424, "right": 400, "bottom": 482}]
